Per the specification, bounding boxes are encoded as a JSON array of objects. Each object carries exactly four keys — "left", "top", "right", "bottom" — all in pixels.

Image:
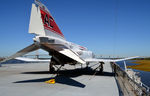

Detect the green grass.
[{"left": 127, "top": 60, "right": 150, "bottom": 72}]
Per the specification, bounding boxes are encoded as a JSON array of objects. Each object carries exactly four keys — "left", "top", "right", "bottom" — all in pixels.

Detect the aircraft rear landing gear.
[
  {"left": 99, "top": 62, "right": 104, "bottom": 74},
  {"left": 86, "top": 62, "right": 89, "bottom": 68},
  {"left": 49, "top": 59, "right": 55, "bottom": 73}
]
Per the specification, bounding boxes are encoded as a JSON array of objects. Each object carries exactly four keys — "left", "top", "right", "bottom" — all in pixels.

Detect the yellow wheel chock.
[{"left": 45, "top": 79, "right": 55, "bottom": 84}]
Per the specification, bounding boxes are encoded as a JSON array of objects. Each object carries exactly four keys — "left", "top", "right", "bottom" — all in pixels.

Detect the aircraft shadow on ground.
[
  {"left": 14, "top": 67, "right": 114, "bottom": 88},
  {"left": 22, "top": 67, "right": 115, "bottom": 77},
  {"left": 13, "top": 75, "right": 85, "bottom": 88}
]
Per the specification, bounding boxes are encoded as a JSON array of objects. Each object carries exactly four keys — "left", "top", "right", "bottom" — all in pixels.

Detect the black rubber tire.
[{"left": 49, "top": 67, "right": 55, "bottom": 73}]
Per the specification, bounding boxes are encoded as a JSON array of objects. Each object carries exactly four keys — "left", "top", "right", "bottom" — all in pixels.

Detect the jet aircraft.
[{"left": 1, "top": 0, "right": 138, "bottom": 73}]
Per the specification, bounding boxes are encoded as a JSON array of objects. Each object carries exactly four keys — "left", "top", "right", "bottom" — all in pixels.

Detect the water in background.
[
  {"left": 1, "top": 59, "right": 32, "bottom": 64},
  {"left": 117, "top": 60, "right": 150, "bottom": 87}
]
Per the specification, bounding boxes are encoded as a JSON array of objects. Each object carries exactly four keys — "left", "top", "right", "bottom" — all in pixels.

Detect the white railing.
[{"left": 111, "top": 63, "right": 150, "bottom": 96}]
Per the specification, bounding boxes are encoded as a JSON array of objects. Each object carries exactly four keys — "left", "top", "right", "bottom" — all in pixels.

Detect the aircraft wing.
[
  {"left": 15, "top": 57, "right": 50, "bottom": 62},
  {"left": 41, "top": 43, "right": 86, "bottom": 64},
  {"left": 0, "top": 44, "right": 39, "bottom": 63},
  {"left": 84, "top": 56, "right": 139, "bottom": 63}
]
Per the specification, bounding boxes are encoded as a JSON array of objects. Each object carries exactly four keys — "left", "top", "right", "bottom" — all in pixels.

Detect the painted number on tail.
[{"left": 40, "top": 8, "right": 64, "bottom": 37}]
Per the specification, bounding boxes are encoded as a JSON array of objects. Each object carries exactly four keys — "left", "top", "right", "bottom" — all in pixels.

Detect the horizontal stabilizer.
[
  {"left": 41, "top": 43, "right": 85, "bottom": 64},
  {"left": 0, "top": 44, "right": 39, "bottom": 63}
]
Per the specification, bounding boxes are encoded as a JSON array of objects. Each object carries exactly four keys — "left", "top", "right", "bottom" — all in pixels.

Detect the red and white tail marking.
[
  {"left": 40, "top": 7, "right": 64, "bottom": 38},
  {"left": 29, "top": 0, "right": 65, "bottom": 39}
]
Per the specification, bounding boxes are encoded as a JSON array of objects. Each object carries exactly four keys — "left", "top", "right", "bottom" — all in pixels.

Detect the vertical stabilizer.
[
  {"left": 29, "top": 0, "right": 65, "bottom": 40},
  {"left": 29, "top": 3, "right": 45, "bottom": 36}
]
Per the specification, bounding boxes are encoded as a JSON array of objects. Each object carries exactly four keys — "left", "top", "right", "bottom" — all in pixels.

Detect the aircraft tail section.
[
  {"left": 29, "top": 3, "right": 45, "bottom": 36},
  {"left": 29, "top": 0, "right": 65, "bottom": 40}
]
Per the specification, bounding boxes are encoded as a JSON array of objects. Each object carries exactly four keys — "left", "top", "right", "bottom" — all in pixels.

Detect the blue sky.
[{"left": 0, "top": 0, "right": 150, "bottom": 57}]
